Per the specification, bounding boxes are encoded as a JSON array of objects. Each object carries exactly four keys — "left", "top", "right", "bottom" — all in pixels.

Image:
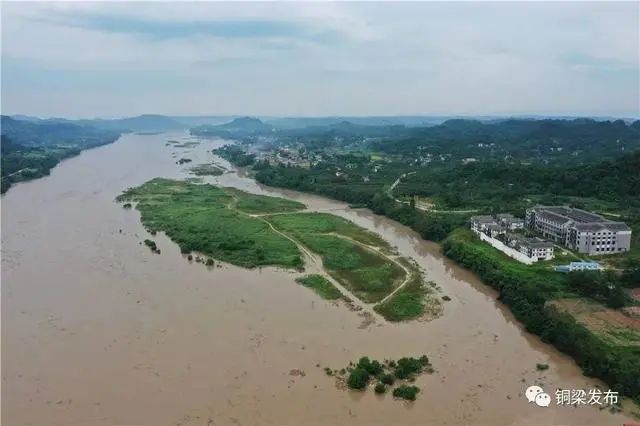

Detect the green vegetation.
[
  {"left": 268, "top": 213, "right": 403, "bottom": 302},
  {"left": 393, "top": 385, "right": 420, "bottom": 401},
  {"left": 189, "top": 163, "right": 225, "bottom": 176},
  {"left": 173, "top": 141, "right": 200, "bottom": 148},
  {"left": 295, "top": 274, "right": 344, "bottom": 300},
  {"left": 331, "top": 355, "right": 432, "bottom": 401},
  {"left": 374, "top": 274, "right": 431, "bottom": 321},
  {"left": 176, "top": 158, "right": 192, "bottom": 165},
  {"left": 536, "top": 363, "right": 549, "bottom": 371},
  {"left": 374, "top": 383, "right": 387, "bottom": 394},
  {"left": 1, "top": 116, "right": 123, "bottom": 193},
  {"left": 442, "top": 228, "right": 640, "bottom": 400},
  {"left": 117, "top": 178, "right": 303, "bottom": 268},
  {"left": 118, "top": 179, "right": 434, "bottom": 320},
  {"left": 379, "top": 373, "right": 395, "bottom": 386},
  {"left": 143, "top": 239, "right": 160, "bottom": 254},
  {"left": 210, "top": 118, "right": 640, "bottom": 402},
  {"left": 225, "top": 187, "right": 305, "bottom": 214},
  {"left": 266, "top": 212, "right": 390, "bottom": 248},
  {"left": 213, "top": 145, "right": 256, "bottom": 166},
  {"left": 393, "top": 356, "right": 430, "bottom": 380},
  {"left": 346, "top": 367, "right": 370, "bottom": 390}
]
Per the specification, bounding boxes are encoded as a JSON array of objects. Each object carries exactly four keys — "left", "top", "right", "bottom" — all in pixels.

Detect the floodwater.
[{"left": 1, "top": 132, "right": 634, "bottom": 426}]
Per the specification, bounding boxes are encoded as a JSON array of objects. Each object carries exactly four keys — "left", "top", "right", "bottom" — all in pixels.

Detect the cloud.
[
  {"left": 1, "top": 1, "right": 638, "bottom": 118},
  {"left": 35, "top": 11, "right": 342, "bottom": 43}
]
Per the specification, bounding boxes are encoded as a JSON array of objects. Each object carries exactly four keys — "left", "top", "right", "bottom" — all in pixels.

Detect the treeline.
[
  {"left": 442, "top": 230, "right": 640, "bottom": 400},
  {"left": 254, "top": 163, "right": 467, "bottom": 241},
  {"left": 1, "top": 116, "right": 123, "bottom": 193},
  {"left": 1, "top": 115, "right": 121, "bottom": 148},
  {"left": 567, "top": 271, "right": 633, "bottom": 309},
  {"left": 213, "top": 145, "right": 256, "bottom": 167},
  {"left": 397, "top": 150, "right": 640, "bottom": 211},
  {"left": 1, "top": 136, "right": 81, "bottom": 193},
  {"left": 370, "top": 118, "right": 640, "bottom": 162}
]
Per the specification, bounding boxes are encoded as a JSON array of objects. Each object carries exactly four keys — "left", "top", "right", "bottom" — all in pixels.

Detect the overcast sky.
[{"left": 1, "top": 1, "right": 638, "bottom": 119}]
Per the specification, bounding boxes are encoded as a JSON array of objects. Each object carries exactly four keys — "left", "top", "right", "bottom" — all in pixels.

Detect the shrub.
[
  {"left": 347, "top": 367, "right": 370, "bottom": 390},
  {"left": 393, "top": 385, "right": 420, "bottom": 401},
  {"left": 394, "top": 357, "right": 425, "bottom": 380},
  {"left": 536, "top": 363, "right": 549, "bottom": 371},
  {"left": 143, "top": 239, "right": 157, "bottom": 251},
  {"left": 357, "top": 357, "right": 383, "bottom": 376},
  {"left": 206, "top": 258, "right": 215, "bottom": 266},
  {"left": 374, "top": 383, "right": 386, "bottom": 394},
  {"left": 379, "top": 373, "right": 395, "bottom": 386}
]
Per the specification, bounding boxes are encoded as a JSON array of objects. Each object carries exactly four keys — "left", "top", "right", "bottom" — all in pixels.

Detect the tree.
[{"left": 346, "top": 367, "right": 370, "bottom": 390}]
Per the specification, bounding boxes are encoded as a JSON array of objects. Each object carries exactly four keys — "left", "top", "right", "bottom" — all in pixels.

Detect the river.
[{"left": 1, "top": 132, "right": 633, "bottom": 425}]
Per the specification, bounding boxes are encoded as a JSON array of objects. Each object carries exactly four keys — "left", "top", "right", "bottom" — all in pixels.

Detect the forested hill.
[
  {"left": 1, "top": 117, "right": 122, "bottom": 193},
  {"left": 193, "top": 116, "right": 640, "bottom": 163},
  {"left": 1, "top": 116, "right": 122, "bottom": 148},
  {"left": 395, "top": 150, "right": 640, "bottom": 211},
  {"left": 370, "top": 118, "right": 640, "bottom": 162}
]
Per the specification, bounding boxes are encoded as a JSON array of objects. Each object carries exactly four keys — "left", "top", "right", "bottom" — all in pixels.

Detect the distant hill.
[
  {"left": 370, "top": 118, "right": 640, "bottom": 162},
  {"left": 191, "top": 117, "right": 274, "bottom": 138},
  {"left": 0, "top": 118, "right": 123, "bottom": 193},
  {"left": 264, "top": 116, "right": 443, "bottom": 129},
  {"left": 9, "top": 114, "right": 187, "bottom": 132},
  {"left": 218, "top": 117, "right": 273, "bottom": 131},
  {"left": 1, "top": 116, "right": 122, "bottom": 147},
  {"left": 168, "top": 115, "right": 237, "bottom": 127}
]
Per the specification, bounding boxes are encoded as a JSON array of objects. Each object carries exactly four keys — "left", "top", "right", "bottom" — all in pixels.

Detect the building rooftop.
[
  {"left": 531, "top": 206, "right": 631, "bottom": 232},
  {"left": 574, "top": 222, "right": 631, "bottom": 232},
  {"left": 470, "top": 215, "right": 496, "bottom": 224},
  {"left": 496, "top": 213, "right": 514, "bottom": 220}
]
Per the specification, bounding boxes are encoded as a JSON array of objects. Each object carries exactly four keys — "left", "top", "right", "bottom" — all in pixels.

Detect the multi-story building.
[
  {"left": 496, "top": 213, "right": 525, "bottom": 230},
  {"left": 525, "top": 206, "right": 631, "bottom": 255},
  {"left": 506, "top": 234, "right": 555, "bottom": 261},
  {"left": 470, "top": 215, "right": 500, "bottom": 236}
]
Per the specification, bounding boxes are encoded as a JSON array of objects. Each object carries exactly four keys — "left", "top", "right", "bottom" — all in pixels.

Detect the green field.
[
  {"left": 117, "top": 178, "right": 303, "bottom": 268},
  {"left": 267, "top": 213, "right": 404, "bottom": 302},
  {"left": 296, "top": 274, "right": 345, "bottom": 300},
  {"left": 265, "top": 212, "right": 391, "bottom": 249},
  {"left": 189, "top": 163, "right": 226, "bottom": 176},
  {"left": 224, "top": 187, "right": 306, "bottom": 214},
  {"left": 117, "top": 179, "right": 435, "bottom": 321}
]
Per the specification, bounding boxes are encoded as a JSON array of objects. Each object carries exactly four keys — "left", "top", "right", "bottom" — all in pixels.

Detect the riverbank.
[
  {"left": 2, "top": 131, "right": 636, "bottom": 425},
  {"left": 117, "top": 178, "right": 441, "bottom": 321},
  {"left": 242, "top": 157, "right": 640, "bottom": 405}
]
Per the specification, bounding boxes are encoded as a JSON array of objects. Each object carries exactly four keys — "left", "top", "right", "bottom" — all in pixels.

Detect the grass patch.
[
  {"left": 296, "top": 274, "right": 344, "bottom": 300},
  {"left": 300, "top": 234, "right": 402, "bottom": 302},
  {"left": 117, "top": 178, "right": 302, "bottom": 268},
  {"left": 224, "top": 187, "right": 305, "bottom": 214},
  {"left": 267, "top": 212, "right": 391, "bottom": 249},
  {"left": 267, "top": 213, "right": 404, "bottom": 302},
  {"left": 374, "top": 275, "right": 427, "bottom": 321},
  {"left": 190, "top": 163, "right": 226, "bottom": 176},
  {"left": 374, "top": 259, "right": 442, "bottom": 321}
]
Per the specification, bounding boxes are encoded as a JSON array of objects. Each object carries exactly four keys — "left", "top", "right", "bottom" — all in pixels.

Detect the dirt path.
[
  {"left": 225, "top": 195, "right": 383, "bottom": 320},
  {"left": 324, "top": 232, "right": 413, "bottom": 305}
]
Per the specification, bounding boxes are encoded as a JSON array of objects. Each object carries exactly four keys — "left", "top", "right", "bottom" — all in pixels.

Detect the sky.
[{"left": 1, "top": 1, "right": 639, "bottom": 119}]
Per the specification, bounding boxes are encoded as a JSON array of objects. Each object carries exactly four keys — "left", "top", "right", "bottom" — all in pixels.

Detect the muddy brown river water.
[{"left": 1, "top": 132, "right": 635, "bottom": 425}]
